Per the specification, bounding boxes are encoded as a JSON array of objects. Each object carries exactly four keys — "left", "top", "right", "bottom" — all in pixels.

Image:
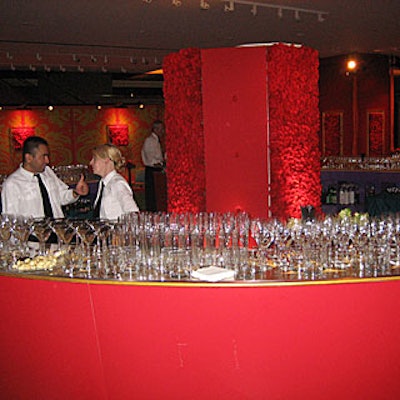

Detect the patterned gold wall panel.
[{"left": 0, "top": 105, "right": 164, "bottom": 175}]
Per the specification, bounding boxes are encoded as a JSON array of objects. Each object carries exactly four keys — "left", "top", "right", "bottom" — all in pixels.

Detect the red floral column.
[
  {"left": 163, "top": 48, "right": 206, "bottom": 212},
  {"left": 267, "top": 44, "right": 321, "bottom": 219},
  {"left": 163, "top": 44, "right": 321, "bottom": 220}
]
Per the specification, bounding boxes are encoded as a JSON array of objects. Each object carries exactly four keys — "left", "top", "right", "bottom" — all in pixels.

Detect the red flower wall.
[
  {"left": 267, "top": 44, "right": 321, "bottom": 219},
  {"left": 163, "top": 48, "right": 206, "bottom": 212}
]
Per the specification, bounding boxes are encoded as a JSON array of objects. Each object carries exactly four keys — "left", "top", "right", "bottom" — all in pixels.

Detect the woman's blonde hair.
[{"left": 92, "top": 144, "right": 126, "bottom": 171}]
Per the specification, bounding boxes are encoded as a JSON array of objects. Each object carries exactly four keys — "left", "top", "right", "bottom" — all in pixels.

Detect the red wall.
[
  {"left": 319, "top": 54, "right": 390, "bottom": 156},
  {"left": 201, "top": 47, "right": 269, "bottom": 218},
  {"left": 0, "top": 105, "right": 164, "bottom": 175}
]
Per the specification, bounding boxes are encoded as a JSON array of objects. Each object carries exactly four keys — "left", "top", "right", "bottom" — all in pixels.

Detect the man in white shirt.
[
  {"left": 1, "top": 136, "right": 89, "bottom": 218},
  {"left": 141, "top": 120, "right": 165, "bottom": 211}
]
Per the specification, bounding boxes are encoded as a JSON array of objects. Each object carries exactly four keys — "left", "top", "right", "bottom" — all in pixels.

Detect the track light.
[
  {"left": 224, "top": 1, "right": 234, "bottom": 12},
  {"left": 221, "top": 1, "right": 328, "bottom": 21}
]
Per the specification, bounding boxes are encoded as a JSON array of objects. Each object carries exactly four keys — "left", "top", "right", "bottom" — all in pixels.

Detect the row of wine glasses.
[{"left": 3, "top": 211, "right": 400, "bottom": 281}]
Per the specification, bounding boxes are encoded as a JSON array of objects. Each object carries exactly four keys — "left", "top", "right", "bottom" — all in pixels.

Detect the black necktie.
[
  {"left": 35, "top": 174, "right": 54, "bottom": 218},
  {"left": 93, "top": 181, "right": 104, "bottom": 219}
]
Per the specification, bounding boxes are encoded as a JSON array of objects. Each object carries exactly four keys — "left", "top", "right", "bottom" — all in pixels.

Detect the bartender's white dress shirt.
[
  {"left": 1, "top": 164, "right": 77, "bottom": 218},
  {"left": 94, "top": 170, "right": 139, "bottom": 220},
  {"left": 141, "top": 132, "right": 164, "bottom": 167}
]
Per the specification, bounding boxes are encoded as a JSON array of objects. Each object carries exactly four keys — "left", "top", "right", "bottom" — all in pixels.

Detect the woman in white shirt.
[{"left": 90, "top": 144, "right": 139, "bottom": 220}]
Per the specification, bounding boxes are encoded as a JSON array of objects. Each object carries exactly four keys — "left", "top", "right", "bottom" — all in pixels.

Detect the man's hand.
[{"left": 73, "top": 174, "right": 89, "bottom": 197}]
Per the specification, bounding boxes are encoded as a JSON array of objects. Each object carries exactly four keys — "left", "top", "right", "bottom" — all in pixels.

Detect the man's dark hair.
[{"left": 22, "top": 136, "right": 48, "bottom": 163}]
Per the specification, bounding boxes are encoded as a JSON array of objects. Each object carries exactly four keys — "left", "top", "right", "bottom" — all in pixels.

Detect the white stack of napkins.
[{"left": 191, "top": 266, "right": 235, "bottom": 282}]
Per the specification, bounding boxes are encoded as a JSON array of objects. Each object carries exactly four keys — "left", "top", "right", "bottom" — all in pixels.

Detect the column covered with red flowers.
[{"left": 163, "top": 44, "right": 321, "bottom": 220}]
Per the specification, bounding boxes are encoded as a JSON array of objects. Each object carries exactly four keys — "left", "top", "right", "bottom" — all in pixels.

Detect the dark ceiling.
[{"left": 0, "top": 0, "right": 400, "bottom": 106}]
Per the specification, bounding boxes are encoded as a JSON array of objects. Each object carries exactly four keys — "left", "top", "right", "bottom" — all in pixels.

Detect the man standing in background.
[{"left": 141, "top": 120, "right": 165, "bottom": 212}]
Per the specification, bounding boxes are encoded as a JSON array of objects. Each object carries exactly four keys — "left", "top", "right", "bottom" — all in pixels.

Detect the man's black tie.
[
  {"left": 93, "top": 181, "right": 104, "bottom": 219},
  {"left": 35, "top": 174, "right": 54, "bottom": 218}
]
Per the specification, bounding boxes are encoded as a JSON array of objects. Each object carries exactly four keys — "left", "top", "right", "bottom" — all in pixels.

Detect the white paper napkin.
[{"left": 191, "top": 266, "right": 235, "bottom": 282}]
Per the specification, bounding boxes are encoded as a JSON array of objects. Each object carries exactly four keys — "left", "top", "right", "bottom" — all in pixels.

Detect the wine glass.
[
  {"left": 49, "top": 218, "right": 75, "bottom": 251},
  {"left": 32, "top": 218, "right": 53, "bottom": 255},
  {"left": 11, "top": 215, "right": 35, "bottom": 257}
]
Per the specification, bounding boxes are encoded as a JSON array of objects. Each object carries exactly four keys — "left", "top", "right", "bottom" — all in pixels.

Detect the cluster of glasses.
[
  {"left": 321, "top": 155, "right": 400, "bottom": 171},
  {"left": 2, "top": 211, "right": 400, "bottom": 282},
  {"left": 52, "top": 164, "right": 89, "bottom": 184}
]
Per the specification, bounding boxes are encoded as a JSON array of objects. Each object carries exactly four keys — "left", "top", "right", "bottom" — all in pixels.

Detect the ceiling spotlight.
[
  {"left": 29, "top": 64, "right": 36, "bottom": 71},
  {"left": 139, "top": 103, "right": 145, "bottom": 109},
  {"left": 172, "top": 0, "right": 182, "bottom": 6},
  {"left": 6, "top": 52, "right": 13, "bottom": 60},
  {"left": 44, "top": 65, "right": 51, "bottom": 72},
  {"left": 59, "top": 65, "right": 66, "bottom": 72},
  {"left": 318, "top": 13, "right": 325, "bottom": 22},
  {"left": 277, "top": 8, "right": 283, "bottom": 18},
  {"left": 91, "top": 55, "right": 97, "bottom": 62},
  {"left": 10, "top": 63, "right": 16, "bottom": 71},
  {"left": 101, "top": 66, "right": 108, "bottom": 73},
  {"left": 120, "top": 66, "right": 127, "bottom": 73},
  {"left": 36, "top": 53, "right": 42, "bottom": 61},
  {"left": 200, "top": 0, "right": 210, "bottom": 10},
  {"left": 96, "top": 104, "right": 102, "bottom": 110},
  {"left": 130, "top": 57, "right": 137, "bottom": 64},
  {"left": 346, "top": 59, "right": 358, "bottom": 72},
  {"left": 77, "top": 65, "right": 84, "bottom": 72},
  {"left": 224, "top": 1, "right": 234, "bottom": 12},
  {"left": 48, "top": 105, "right": 54, "bottom": 111},
  {"left": 142, "top": 0, "right": 152, "bottom": 3},
  {"left": 72, "top": 54, "right": 80, "bottom": 62},
  {"left": 250, "top": 4, "right": 257, "bottom": 15},
  {"left": 104, "top": 55, "right": 109, "bottom": 64},
  {"left": 294, "top": 10, "right": 300, "bottom": 21},
  {"left": 142, "top": 57, "right": 149, "bottom": 65}
]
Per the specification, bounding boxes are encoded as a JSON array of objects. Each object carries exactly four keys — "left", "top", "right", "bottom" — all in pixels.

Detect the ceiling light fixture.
[
  {"left": 220, "top": 0, "right": 328, "bottom": 21},
  {"left": 224, "top": 1, "right": 234, "bottom": 12},
  {"left": 200, "top": 0, "right": 210, "bottom": 10},
  {"left": 172, "top": 0, "right": 182, "bottom": 6}
]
